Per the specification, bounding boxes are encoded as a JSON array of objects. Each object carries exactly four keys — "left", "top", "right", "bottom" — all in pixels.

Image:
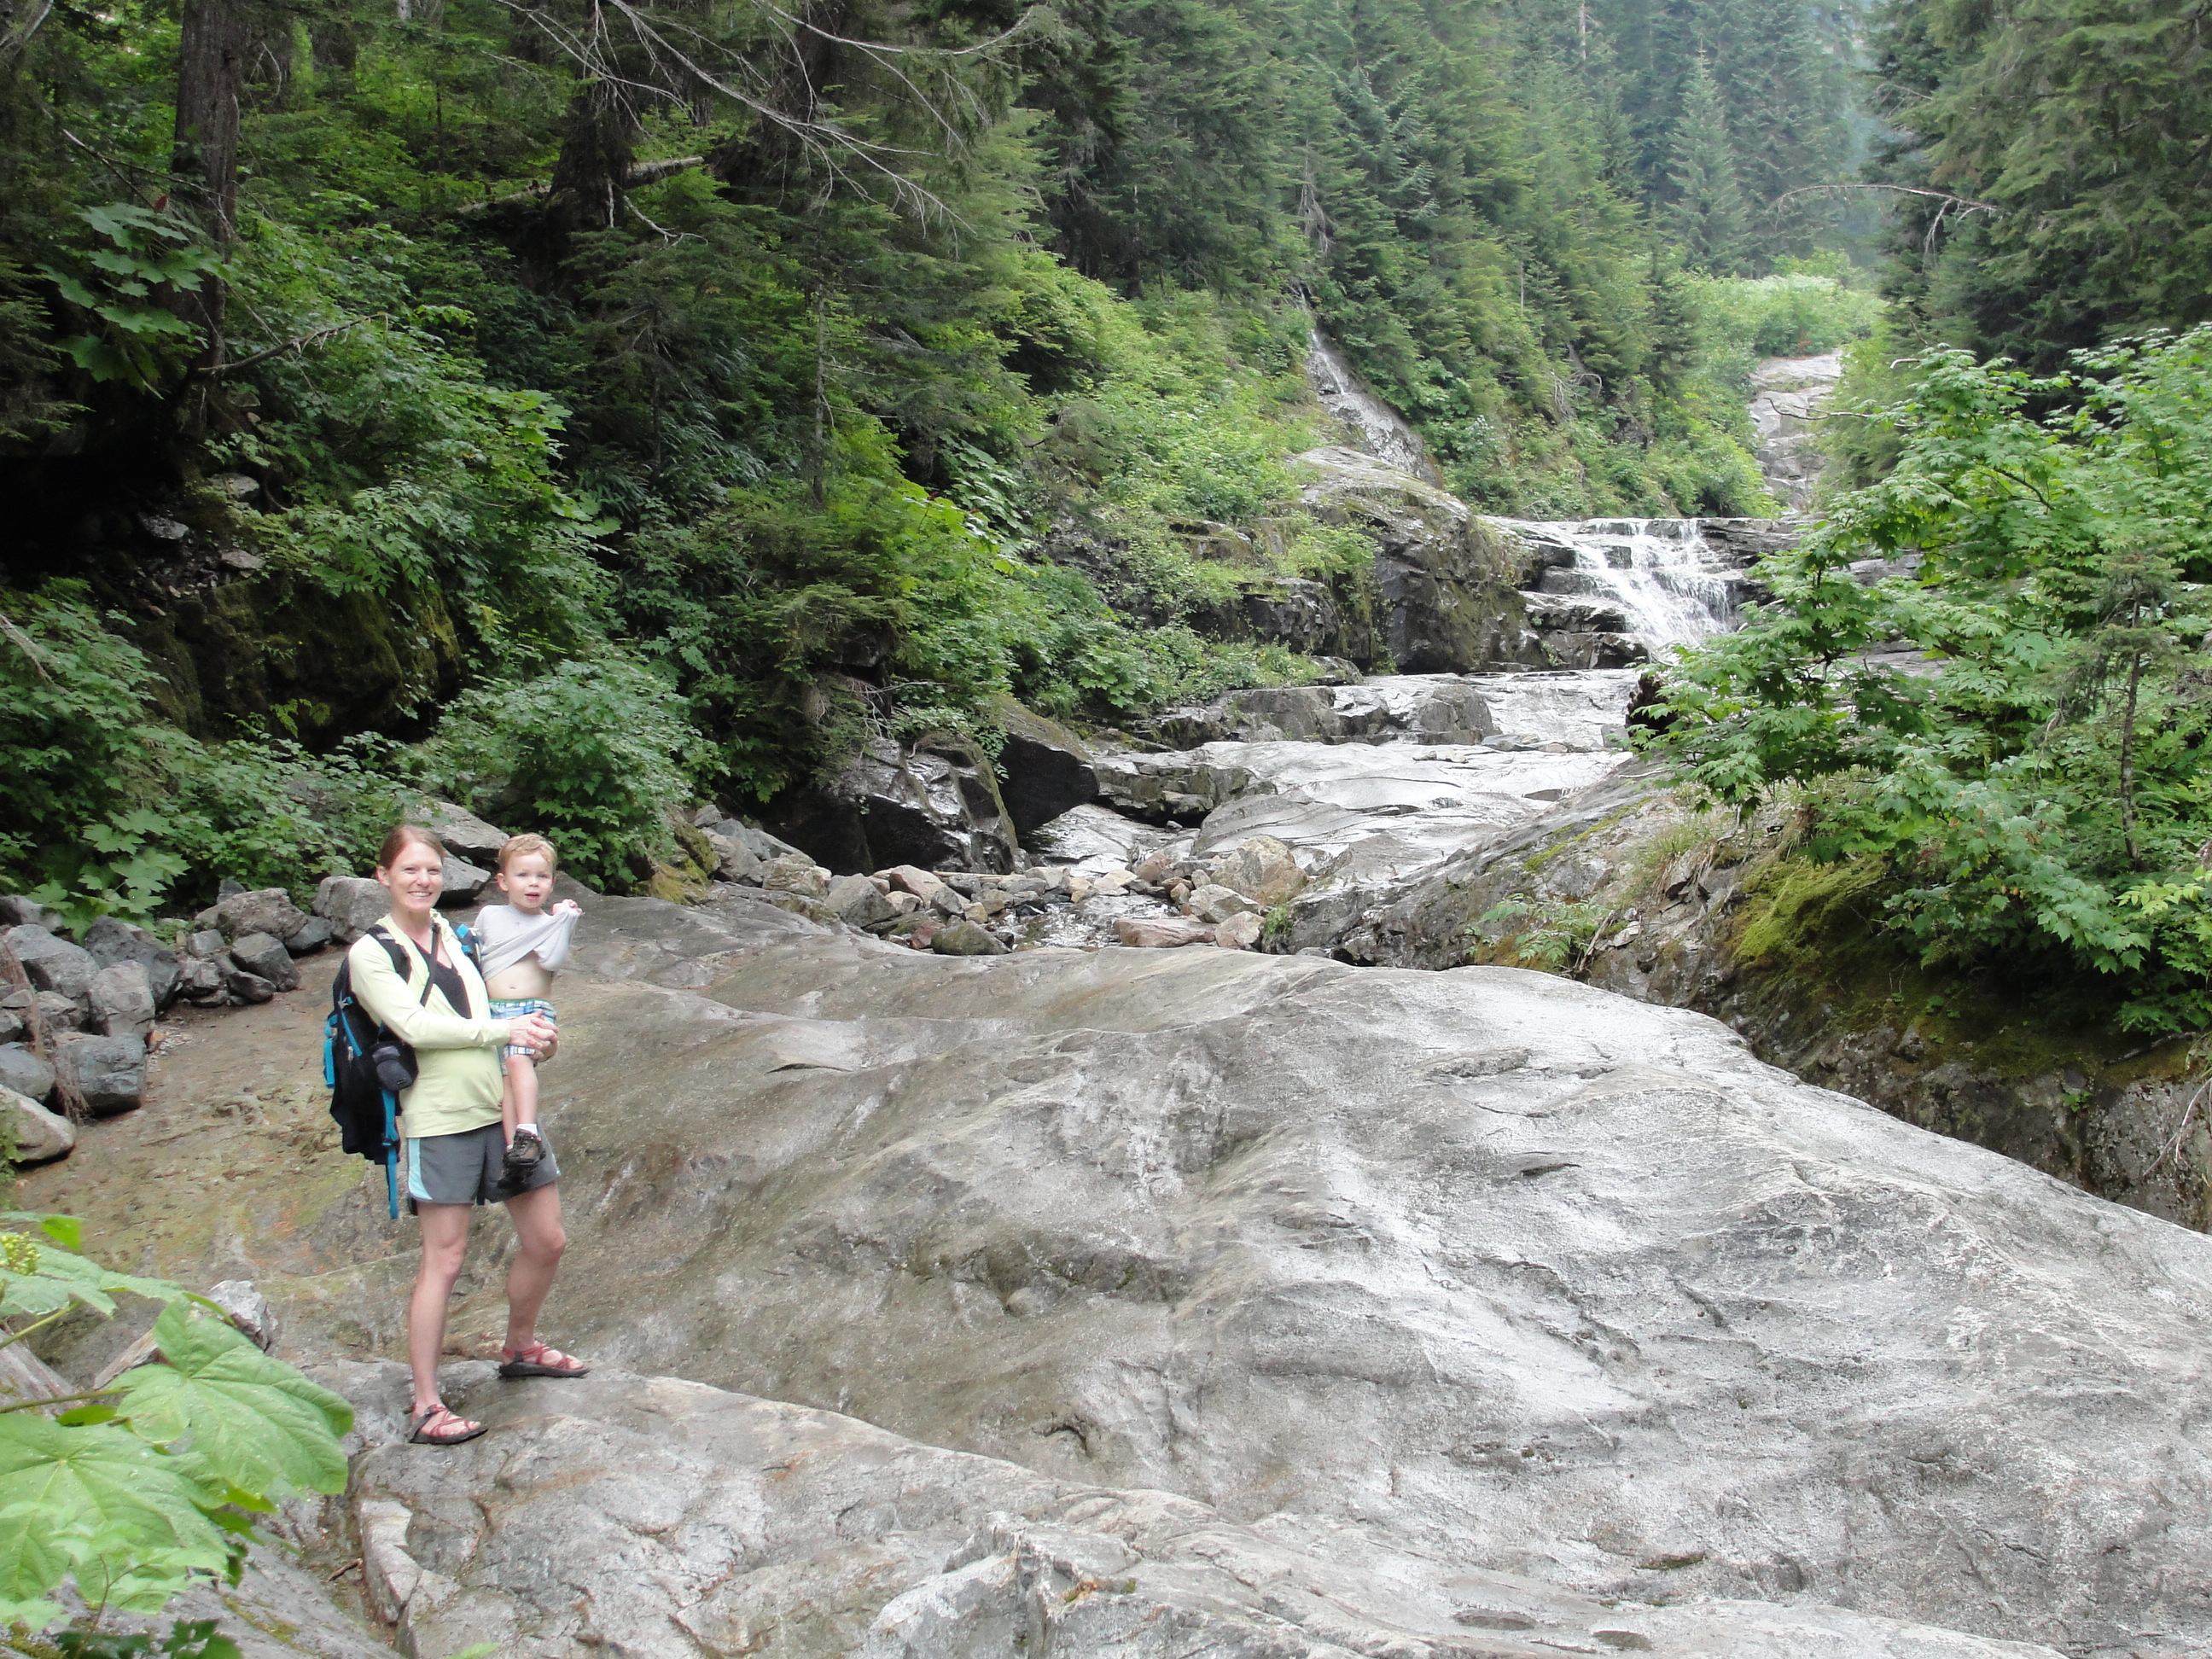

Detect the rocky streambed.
[{"left": 20, "top": 867, "right": 2212, "bottom": 1659}]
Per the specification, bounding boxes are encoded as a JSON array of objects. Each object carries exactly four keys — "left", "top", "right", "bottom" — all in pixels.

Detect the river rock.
[
  {"left": 1150, "top": 675, "right": 1499, "bottom": 748},
  {"left": 206, "top": 1279, "right": 278, "bottom": 1351},
  {"left": 825, "top": 873, "right": 898, "bottom": 930},
  {"left": 929, "top": 919, "right": 1007, "bottom": 956},
  {"left": 1213, "top": 911, "right": 1264, "bottom": 950},
  {"left": 228, "top": 931, "right": 300, "bottom": 992},
  {"left": 436, "top": 854, "right": 492, "bottom": 905},
  {"left": 175, "top": 955, "right": 227, "bottom": 1004},
  {"left": 770, "top": 733, "right": 1018, "bottom": 875},
  {"left": 1185, "top": 882, "right": 1256, "bottom": 923},
  {"left": 701, "top": 828, "right": 763, "bottom": 884},
  {"left": 0, "top": 895, "right": 61, "bottom": 929},
  {"left": 283, "top": 916, "right": 333, "bottom": 955},
  {"left": 82, "top": 915, "right": 183, "bottom": 1010},
  {"left": 87, "top": 960, "right": 155, "bottom": 1039},
  {"left": 1114, "top": 915, "right": 1214, "bottom": 947},
  {"left": 55, "top": 1032, "right": 144, "bottom": 1115},
  {"left": 327, "top": 1362, "right": 2046, "bottom": 1659},
  {"left": 1205, "top": 834, "right": 1305, "bottom": 906},
  {"left": 5, "top": 925, "right": 96, "bottom": 1006},
  {"left": 993, "top": 698, "right": 1100, "bottom": 836},
  {"left": 1292, "top": 445, "right": 1542, "bottom": 672},
  {"left": 315, "top": 875, "right": 390, "bottom": 942},
  {"left": 4, "top": 1086, "right": 73, "bottom": 1162},
  {"left": 0, "top": 1043, "right": 55, "bottom": 1103},
  {"left": 214, "top": 887, "right": 311, "bottom": 943},
  {"left": 762, "top": 855, "right": 832, "bottom": 899}
]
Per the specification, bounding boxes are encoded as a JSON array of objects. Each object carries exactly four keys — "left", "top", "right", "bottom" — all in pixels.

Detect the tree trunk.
[{"left": 174, "top": 0, "right": 250, "bottom": 247}]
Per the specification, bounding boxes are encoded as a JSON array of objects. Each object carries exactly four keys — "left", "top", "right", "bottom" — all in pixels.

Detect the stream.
[{"left": 1010, "top": 351, "right": 1831, "bottom": 953}]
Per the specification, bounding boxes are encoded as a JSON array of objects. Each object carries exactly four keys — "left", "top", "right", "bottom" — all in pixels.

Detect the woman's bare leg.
[
  {"left": 501, "top": 1181, "right": 568, "bottom": 1352},
  {"left": 409, "top": 1202, "right": 474, "bottom": 1414}
]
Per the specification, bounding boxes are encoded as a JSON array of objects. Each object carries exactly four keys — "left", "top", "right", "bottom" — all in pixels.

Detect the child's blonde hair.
[{"left": 498, "top": 832, "right": 559, "bottom": 873}]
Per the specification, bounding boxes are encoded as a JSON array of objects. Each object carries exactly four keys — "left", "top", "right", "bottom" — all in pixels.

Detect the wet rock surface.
[
  {"left": 1749, "top": 352, "right": 1844, "bottom": 510},
  {"left": 28, "top": 895, "right": 2212, "bottom": 1657},
  {"left": 331, "top": 1360, "right": 2060, "bottom": 1659}
]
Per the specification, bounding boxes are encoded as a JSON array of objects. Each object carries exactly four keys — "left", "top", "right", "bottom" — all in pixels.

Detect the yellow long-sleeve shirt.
[{"left": 346, "top": 914, "right": 513, "bottom": 1140}]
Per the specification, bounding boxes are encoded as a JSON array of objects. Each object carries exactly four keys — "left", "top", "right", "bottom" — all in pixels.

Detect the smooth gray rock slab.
[
  {"left": 0, "top": 1042, "right": 55, "bottom": 1103},
  {"left": 3, "top": 1085, "right": 73, "bottom": 1162},
  {"left": 439, "top": 931, "right": 2212, "bottom": 1657},
  {"left": 55, "top": 1032, "right": 145, "bottom": 1114},
  {"left": 331, "top": 1363, "right": 2055, "bottom": 1659}
]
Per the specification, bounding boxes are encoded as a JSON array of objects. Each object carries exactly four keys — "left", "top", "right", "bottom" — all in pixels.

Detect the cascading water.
[
  {"left": 1305, "top": 328, "right": 1441, "bottom": 484},
  {"left": 1490, "top": 515, "right": 1743, "bottom": 650}
]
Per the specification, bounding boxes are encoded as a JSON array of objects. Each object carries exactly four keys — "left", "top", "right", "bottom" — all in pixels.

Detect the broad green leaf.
[
  {"left": 112, "top": 1306, "right": 352, "bottom": 1499},
  {"left": 0, "top": 1212, "right": 83, "bottom": 1249},
  {"left": 0, "top": 1418, "right": 229, "bottom": 1611},
  {"left": 0, "top": 1228, "right": 186, "bottom": 1320}
]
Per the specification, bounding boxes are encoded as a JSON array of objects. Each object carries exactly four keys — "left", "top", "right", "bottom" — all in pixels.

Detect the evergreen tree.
[{"left": 1664, "top": 56, "right": 1750, "bottom": 272}]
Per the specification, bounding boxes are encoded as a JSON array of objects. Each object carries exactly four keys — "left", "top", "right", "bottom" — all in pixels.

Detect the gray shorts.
[{"left": 405, "top": 1121, "right": 559, "bottom": 1211}]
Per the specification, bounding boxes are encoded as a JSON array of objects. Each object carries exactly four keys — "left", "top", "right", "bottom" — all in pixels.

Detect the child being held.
[{"left": 474, "top": 834, "right": 583, "bottom": 1189}]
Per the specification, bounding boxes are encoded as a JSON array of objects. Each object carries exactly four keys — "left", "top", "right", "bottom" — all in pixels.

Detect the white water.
[
  {"left": 1491, "top": 515, "right": 1740, "bottom": 649},
  {"left": 1305, "top": 328, "right": 1441, "bottom": 483}
]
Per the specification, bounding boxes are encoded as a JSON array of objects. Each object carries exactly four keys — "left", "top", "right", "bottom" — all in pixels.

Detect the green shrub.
[{"left": 421, "top": 658, "right": 696, "bottom": 888}]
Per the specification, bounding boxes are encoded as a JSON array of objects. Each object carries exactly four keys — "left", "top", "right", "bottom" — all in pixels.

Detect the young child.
[{"left": 473, "top": 834, "right": 583, "bottom": 1188}]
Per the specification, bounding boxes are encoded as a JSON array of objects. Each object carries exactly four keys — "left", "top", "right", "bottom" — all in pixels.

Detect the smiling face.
[
  {"left": 376, "top": 839, "right": 445, "bottom": 920},
  {"left": 498, "top": 852, "right": 556, "bottom": 913}
]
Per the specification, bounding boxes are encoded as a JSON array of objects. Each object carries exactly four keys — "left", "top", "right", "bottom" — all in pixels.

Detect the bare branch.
[
  {"left": 1773, "top": 182, "right": 2004, "bottom": 217},
  {"left": 204, "top": 313, "right": 389, "bottom": 375}
]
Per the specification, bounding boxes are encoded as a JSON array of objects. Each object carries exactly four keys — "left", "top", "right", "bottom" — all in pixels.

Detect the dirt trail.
[{"left": 14, "top": 954, "right": 520, "bottom": 1370}]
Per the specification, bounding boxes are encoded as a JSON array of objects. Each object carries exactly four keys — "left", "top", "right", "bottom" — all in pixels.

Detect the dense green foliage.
[
  {"left": 1645, "top": 329, "right": 2212, "bottom": 1030},
  {"left": 0, "top": 0, "right": 1860, "bottom": 910},
  {"left": 0, "top": 1214, "right": 352, "bottom": 1636},
  {"left": 1863, "top": 0, "right": 2211, "bottom": 370}
]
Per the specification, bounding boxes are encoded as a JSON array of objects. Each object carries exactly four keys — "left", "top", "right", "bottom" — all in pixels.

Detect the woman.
[{"left": 349, "top": 824, "right": 589, "bottom": 1446}]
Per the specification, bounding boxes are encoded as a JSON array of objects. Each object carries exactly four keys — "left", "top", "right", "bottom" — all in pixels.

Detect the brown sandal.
[
  {"left": 498, "top": 1340, "right": 591, "bottom": 1378},
  {"left": 409, "top": 1403, "right": 487, "bottom": 1446}
]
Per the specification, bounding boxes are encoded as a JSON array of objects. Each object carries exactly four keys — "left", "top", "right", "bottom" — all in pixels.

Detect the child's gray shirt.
[{"left": 474, "top": 902, "right": 580, "bottom": 981}]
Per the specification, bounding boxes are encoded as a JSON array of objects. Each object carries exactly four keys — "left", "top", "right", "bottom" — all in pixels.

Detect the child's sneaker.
[{"left": 500, "top": 1126, "right": 546, "bottom": 1190}]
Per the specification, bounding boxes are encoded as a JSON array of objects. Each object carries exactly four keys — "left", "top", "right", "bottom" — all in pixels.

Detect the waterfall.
[
  {"left": 1305, "top": 329, "right": 1441, "bottom": 484},
  {"left": 1490, "top": 516, "right": 1741, "bottom": 649}
]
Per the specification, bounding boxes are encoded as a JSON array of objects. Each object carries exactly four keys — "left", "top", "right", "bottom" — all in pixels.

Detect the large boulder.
[
  {"left": 55, "top": 1032, "right": 145, "bottom": 1115},
  {"left": 1292, "top": 445, "right": 1544, "bottom": 672},
  {"left": 3, "top": 1086, "right": 73, "bottom": 1162},
  {"left": 992, "top": 697, "right": 1099, "bottom": 837},
  {"left": 335, "top": 1363, "right": 2050, "bottom": 1659},
  {"left": 769, "top": 733, "right": 1019, "bottom": 875},
  {"left": 0, "top": 1042, "right": 55, "bottom": 1103},
  {"left": 424, "top": 798, "right": 511, "bottom": 863},
  {"left": 227, "top": 932, "right": 300, "bottom": 992},
  {"left": 214, "top": 887, "right": 311, "bottom": 944},
  {"left": 314, "top": 875, "right": 390, "bottom": 942},
  {"left": 82, "top": 916, "right": 183, "bottom": 1010},
  {"left": 5, "top": 925, "right": 96, "bottom": 1007},
  {"left": 46, "top": 895, "right": 2212, "bottom": 1656},
  {"left": 87, "top": 960, "right": 155, "bottom": 1039},
  {"left": 435, "top": 854, "right": 492, "bottom": 906}
]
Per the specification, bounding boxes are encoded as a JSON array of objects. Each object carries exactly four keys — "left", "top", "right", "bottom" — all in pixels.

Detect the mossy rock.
[{"left": 134, "top": 573, "right": 463, "bottom": 742}]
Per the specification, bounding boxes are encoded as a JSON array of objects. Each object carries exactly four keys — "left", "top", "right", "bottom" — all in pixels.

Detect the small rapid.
[{"left": 1491, "top": 515, "right": 1743, "bottom": 650}]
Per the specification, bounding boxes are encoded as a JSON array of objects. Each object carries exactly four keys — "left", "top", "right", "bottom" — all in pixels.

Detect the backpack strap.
[{"left": 367, "top": 924, "right": 437, "bottom": 1010}]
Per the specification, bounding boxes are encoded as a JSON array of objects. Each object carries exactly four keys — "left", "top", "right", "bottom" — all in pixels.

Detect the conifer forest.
[{"left": 5, "top": 0, "right": 2212, "bottom": 1028}]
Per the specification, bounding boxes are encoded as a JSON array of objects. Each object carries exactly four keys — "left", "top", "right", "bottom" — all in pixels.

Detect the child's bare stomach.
[{"left": 485, "top": 963, "right": 555, "bottom": 1001}]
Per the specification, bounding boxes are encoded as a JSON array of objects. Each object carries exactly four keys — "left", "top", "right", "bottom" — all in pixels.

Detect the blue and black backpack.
[{"left": 324, "top": 922, "right": 480, "bottom": 1218}]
